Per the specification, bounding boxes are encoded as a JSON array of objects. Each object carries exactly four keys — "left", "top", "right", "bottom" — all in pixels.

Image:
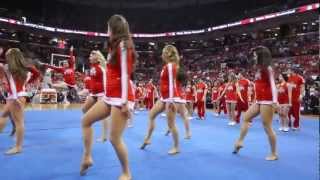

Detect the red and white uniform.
[
  {"left": 196, "top": 81, "right": 207, "bottom": 119},
  {"left": 88, "top": 63, "right": 105, "bottom": 97},
  {"left": 135, "top": 86, "right": 144, "bottom": 101},
  {"left": 0, "top": 64, "right": 40, "bottom": 99},
  {"left": 288, "top": 74, "right": 305, "bottom": 128},
  {"left": 103, "top": 41, "right": 134, "bottom": 106},
  {"left": 145, "top": 82, "right": 156, "bottom": 109},
  {"left": 236, "top": 78, "right": 250, "bottom": 123},
  {"left": 160, "top": 63, "right": 179, "bottom": 102},
  {"left": 128, "top": 80, "right": 135, "bottom": 111},
  {"left": 176, "top": 81, "right": 186, "bottom": 104},
  {"left": 218, "top": 83, "right": 227, "bottom": 114},
  {"left": 83, "top": 76, "right": 91, "bottom": 90},
  {"left": 185, "top": 85, "right": 195, "bottom": 102},
  {"left": 211, "top": 87, "right": 219, "bottom": 102},
  {"left": 277, "top": 82, "right": 289, "bottom": 105},
  {"left": 45, "top": 51, "right": 76, "bottom": 87},
  {"left": 225, "top": 83, "right": 237, "bottom": 103},
  {"left": 254, "top": 66, "right": 277, "bottom": 104}
]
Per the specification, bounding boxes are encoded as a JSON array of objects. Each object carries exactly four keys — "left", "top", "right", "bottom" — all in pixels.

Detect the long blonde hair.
[
  {"left": 92, "top": 50, "right": 106, "bottom": 69},
  {"left": 5, "top": 48, "right": 29, "bottom": 81},
  {"left": 162, "top": 45, "right": 180, "bottom": 65}
]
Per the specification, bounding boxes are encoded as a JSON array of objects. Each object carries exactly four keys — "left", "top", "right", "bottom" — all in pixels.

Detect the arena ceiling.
[{"left": 55, "top": 0, "right": 229, "bottom": 9}]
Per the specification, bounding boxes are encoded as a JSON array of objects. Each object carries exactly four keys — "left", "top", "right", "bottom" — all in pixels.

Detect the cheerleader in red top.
[
  {"left": 218, "top": 78, "right": 227, "bottom": 115},
  {"left": 195, "top": 79, "right": 207, "bottom": 120},
  {"left": 185, "top": 80, "right": 196, "bottom": 117},
  {"left": 233, "top": 46, "right": 278, "bottom": 161},
  {"left": 80, "top": 15, "right": 136, "bottom": 180},
  {"left": 80, "top": 50, "right": 109, "bottom": 143},
  {"left": 145, "top": 79, "right": 156, "bottom": 110},
  {"left": 235, "top": 72, "right": 250, "bottom": 123},
  {"left": 141, "top": 45, "right": 181, "bottom": 155},
  {"left": 218, "top": 73, "right": 244, "bottom": 126},
  {"left": 135, "top": 82, "right": 144, "bottom": 110},
  {"left": 0, "top": 48, "right": 40, "bottom": 155},
  {"left": 211, "top": 81, "right": 220, "bottom": 116},
  {"left": 44, "top": 46, "right": 78, "bottom": 103},
  {"left": 277, "top": 74, "right": 292, "bottom": 132},
  {"left": 165, "top": 75, "right": 192, "bottom": 139},
  {"left": 287, "top": 68, "right": 305, "bottom": 130}
]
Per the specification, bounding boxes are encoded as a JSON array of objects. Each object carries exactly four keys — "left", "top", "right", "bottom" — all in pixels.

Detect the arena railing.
[{"left": 0, "top": 3, "right": 318, "bottom": 38}]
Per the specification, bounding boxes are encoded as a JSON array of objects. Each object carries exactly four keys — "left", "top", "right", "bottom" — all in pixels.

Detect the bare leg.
[
  {"left": 5, "top": 97, "right": 26, "bottom": 155},
  {"left": 80, "top": 100, "right": 110, "bottom": 175},
  {"left": 233, "top": 103, "right": 260, "bottom": 154},
  {"left": 260, "top": 105, "right": 278, "bottom": 161},
  {"left": 141, "top": 100, "right": 165, "bottom": 149},
  {"left": 167, "top": 103, "right": 179, "bottom": 155},
  {"left": 97, "top": 117, "right": 109, "bottom": 142},
  {"left": 0, "top": 103, "right": 10, "bottom": 133},
  {"left": 177, "top": 104, "right": 191, "bottom": 139},
  {"left": 230, "top": 103, "right": 236, "bottom": 123},
  {"left": 109, "top": 106, "right": 131, "bottom": 180}
]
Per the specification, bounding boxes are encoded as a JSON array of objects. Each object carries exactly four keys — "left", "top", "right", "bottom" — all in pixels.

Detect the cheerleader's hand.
[{"left": 70, "top": 45, "right": 74, "bottom": 52}]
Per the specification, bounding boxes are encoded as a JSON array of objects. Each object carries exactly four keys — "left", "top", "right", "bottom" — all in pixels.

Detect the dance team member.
[
  {"left": 80, "top": 15, "right": 136, "bottom": 180},
  {"left": 233, "top": 46, "right": 278, "bottom": 161},
  {"left": 140, "top": 45, "right": 181, "bottom": 155},
  {"left": 277, "top": 74, "right": 291, "bottom": 132},
  {"left": 0, "top": 48, "right": 40, "bottom": 155}
]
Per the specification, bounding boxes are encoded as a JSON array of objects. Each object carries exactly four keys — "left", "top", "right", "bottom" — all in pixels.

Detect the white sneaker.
[
  {"left": 292, "top": 127, "right": 300, "bottom": 131},
  {"left": 228, "top": 122, "right": 233, "bottom": 126},
  {"left": 230, "top": 121, "right": 237, "bottom": 126},
  {"left": 214, "top": 113, "right": 219, "bottom": 117},
  {"left": 278, "top": 127, "right": 283, "bottom": 131},
  {"left": 283, "top": 127, "right": 289, "bottom": 132},
  {"left": 161, "top": 113, "right": 166, "bottom": 117}
]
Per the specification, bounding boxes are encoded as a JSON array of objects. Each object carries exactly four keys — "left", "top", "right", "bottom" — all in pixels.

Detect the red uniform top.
[
  {"left": 105, "top": 41, "right": 134, "bottom": 104},
  {"left": 254, "top": 66, "right": 277, "bottom": 104},
  {"left": 277, "top": 82, "right": 289, "bottom": 105},
  {"left": 84, "top": 76, "right": 91, "bottom": 90},
  {"left": 218, "top": 84, "right": 226, "bottom": 100},
  {"left": 196, "top": 82, "right": 207, "bottom": 101},
  {"left": 225, "top": 83, "right": 237, "bottom": 102},
  {"left": 145, "top": 82, "right": 155, "bottom": 99},
  {"left": 0, "top": 64, "right": 40, "bottom": 99},
  {"left": 238, "top": 78, "right": 250, "bottom": 102},
  {"left": 129, "top": 80, "right": 135, "bottom": 102},
  {"left": 248, "top": 84, "right": 256, "bottom": 103},
  {"left": 211, "top": 87, "right": 219, "bottom": 102},
  {"left": 46, "top": 50, "right": 76, "bottom": 87},
  {"left": 288, "top": 74, "right": 305, "bottom": 102},
  {"left": 185, "top": 85, "right": 195, "bottom": 101},
  {"left": 177, "top": 81, "right": 186, "bottom": 100},
  {"left": 135, "top": 87, "right": 144, "bottom": 100},
  {"left": 160, "top": 63, "right": 179, "bottom": 100},
  {"left": 89, "top": 63, "right": 105, "bottom": 95}
]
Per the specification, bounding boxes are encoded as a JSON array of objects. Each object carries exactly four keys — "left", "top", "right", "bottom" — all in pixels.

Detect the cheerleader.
[
  {"left": 211, "top": 81, "right": 220, "bottom": 116},
  {"left": 81, "top": 50, "right": 109, "bottom": 143},
  {"left": 235, "top": 72, "right": 250, "bottom": 123},
  {"left": 287, "top": 68, "right": 305, "bottom": 130},
  {"left": 0, "top": 48, "right": 40, "bottom": 155},
  {"left": 233, "top": 46, "right": 278, "bottom": 161},
  {"left": 185, "top": 80, "right": 196, "bottom": 118},
  {"left": 277, "top": 74, "right": 291, "bottom": 132},
  {"left": 195, "top": 79, "right": 207, "bottom": 120},
  {"left": 44, "top": 46, "right": 78, "bottom": 103},
  {"left": 218, "top": 73, "right": 244, "bottom": 126},
  {"left": 145, "top": 79, "right": 156, "bottom": 110},
  {"left": 140, "top": 45, "right": 181, "bottom": 155},
  {"left": 165, "top": 76, "right": 191, "bottom": 139},
  {"left": 80, "top": 15, "right": 136, "bottom": 180},
  {"left": 217, "top": 78, "right": 227, "bottom": 115}
]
